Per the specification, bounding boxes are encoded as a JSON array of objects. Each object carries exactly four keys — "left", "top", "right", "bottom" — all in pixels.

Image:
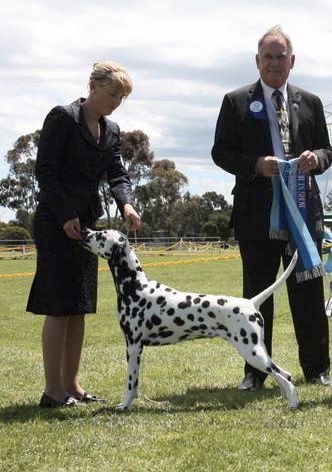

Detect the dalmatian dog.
[{"left": 81, "top": 228, "right": 299, "bottom": 411}]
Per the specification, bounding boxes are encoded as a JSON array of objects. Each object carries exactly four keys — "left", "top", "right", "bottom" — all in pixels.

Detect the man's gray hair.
[{"left": 258, "top": 25, "right": 293, "bottom": 55}]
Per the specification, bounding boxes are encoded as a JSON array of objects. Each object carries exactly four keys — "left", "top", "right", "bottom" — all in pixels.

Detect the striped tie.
[{"left": 272, "top": 89, "right": 292, "bottom": 159}]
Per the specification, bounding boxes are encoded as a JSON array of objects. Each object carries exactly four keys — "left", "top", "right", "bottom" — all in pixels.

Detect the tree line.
[{"left": 0, "top": 129, "right": 232, "bottom": 240}]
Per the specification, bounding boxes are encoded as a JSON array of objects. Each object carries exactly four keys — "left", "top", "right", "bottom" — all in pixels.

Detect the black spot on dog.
[
  {"left": 208, "top": 311, "right": 216, "bottom": 318},
  {"left": 135, "top": 333, "right": 143, "bottom": 344},
  {"left": 178, "top": 295, "right": 192, "bottom": 309},
  {"left": 146, "top": 301, "right": 152, "bottom": 310},
  {"left": 151, "top": 314, "right": 162, "bottom": 326},
  {"left": 193, "top": 297, "right": 201, "bottom": 304},
  {"left": 174, "top": 317, "right": 185, "bottom": 326},
  {"left": 271, "top": 362, "right": 280, "bottom": 373},
  {"left": 150, "top": 288, "right": 155, "bottom": 294},
  {"left": 165, "top": 287, "right": 172, "bottom": 292},
  {"left": 202, "top": 300, "right": 210, "bottom": 308},
  {"left": 243, "top": 338, "right": 249, "bottom": 344},
  {"left": 251, "top": 333, "right": 258, "bottom": 344},
  {"left": 217, "top": 298, "right": 226, "bottom": 306},
  {"left": 187, "top": 314, "right": 194, "bottom": 321},
  {"left": 240, "top": 328, "right": 247, "bottom": 337},
  {"left": 179, "top": 334, "right": 189, "bottom": 341},
  {"left": 252, "top": 351, "right": 256, "bottom": 356},
  {"left": 217, "top": 324, "right": 228, "bottom": 332},
  {"left": 157, "top": 296, "right": 166, "bottom": 305},
  {"left": 146, "top": 319, "right": 153, "bottom": 330},
  {"left": 138, "top": 298, "right": 146, "bottom": 307},
  {"left": 159, "top": 330, "right": 174, "bottom": 338},
  {"left": 255, "top": 312, "right": 264, "bottom": 327},
  {"left": 233, "top": 307, "right": 240, "bottom": 314},
  {"left": 131, "top": 307, "right": 139, "bottom": 319},
  {"left": 149, "top": 333, "right": 158, "bottom": 338},
  {"left": 167, "top": 308, "right": 175, "bottom": 316}
]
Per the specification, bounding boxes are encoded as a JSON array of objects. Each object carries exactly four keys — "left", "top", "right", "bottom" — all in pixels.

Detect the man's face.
[{"left": 256, "top": 35, "right": 295, "bottom": 89}]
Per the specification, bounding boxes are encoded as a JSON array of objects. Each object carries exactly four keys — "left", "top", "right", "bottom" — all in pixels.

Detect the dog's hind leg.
[
  {"left": 270, "top": 368, "right": 299, "bottom": 408},
  {"left": 236, "top": 343, "right": 299, "bottom": 409},
  {"left": 116, "top": 341, "right": 143, "bottom": 411}
]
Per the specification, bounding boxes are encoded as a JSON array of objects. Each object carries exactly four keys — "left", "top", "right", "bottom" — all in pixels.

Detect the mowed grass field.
[{"left": 1, "top": 252, "right": 332, "bottom": 472}]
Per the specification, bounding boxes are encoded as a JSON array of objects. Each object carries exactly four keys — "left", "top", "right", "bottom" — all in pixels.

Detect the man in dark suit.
[{"left": 212, "top": 26, "right": 332, "bottom": 389}]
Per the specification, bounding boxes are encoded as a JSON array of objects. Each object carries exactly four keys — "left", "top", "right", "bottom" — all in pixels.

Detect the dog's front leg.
[{"left": 116, "top": 342, "right": 143, "bottom": 411}]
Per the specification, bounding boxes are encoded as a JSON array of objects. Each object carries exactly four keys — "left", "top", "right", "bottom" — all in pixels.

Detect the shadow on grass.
[
  {"left": 90, "top": 384, "right": 295, "bottom": 415},
  {"left": 0, "top": 402, "right": 91, "bottom": 424},
  {"left": 2, "top": 384, "right": 331, "bottom": 422}
]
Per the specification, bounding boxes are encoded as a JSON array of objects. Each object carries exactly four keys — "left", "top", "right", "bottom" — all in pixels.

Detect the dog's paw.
[
  {"left": 288, "top": 399, "right": 300, "bottom": 409},
  {"left": 115, "top": 403, "right": 130, "bottom": 412}
]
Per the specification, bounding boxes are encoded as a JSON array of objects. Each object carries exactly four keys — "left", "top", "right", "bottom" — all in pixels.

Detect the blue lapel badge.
[{"left": 248, "top": 99, "right": 266, "bottom": 119}]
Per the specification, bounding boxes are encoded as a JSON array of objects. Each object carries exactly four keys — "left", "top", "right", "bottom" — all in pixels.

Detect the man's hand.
[
  {"left": 63, "top": 218, "right": 82, "bottom": 240},
  {"left": 123, "top": 204, "right": 141, "bottom": 231},
  {"left": 255, "top": 156, "right": 280, "bottom": 177},
  {"left": 297, "top": 150, "right": 320, "bottom": 173}
]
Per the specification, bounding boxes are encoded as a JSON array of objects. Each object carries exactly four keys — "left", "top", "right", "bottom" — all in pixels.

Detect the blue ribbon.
[{"left": 270, "top": 158, "right": 324, "bottom": 281}]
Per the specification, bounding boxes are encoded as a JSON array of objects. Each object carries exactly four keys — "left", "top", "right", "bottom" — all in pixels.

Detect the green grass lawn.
[{"left": 1, "top": 255, "right": 332, "bottom": 471}]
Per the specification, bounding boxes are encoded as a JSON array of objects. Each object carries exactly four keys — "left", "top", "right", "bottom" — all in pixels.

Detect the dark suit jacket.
[
  {"left": 36, "top": 98, "right": 134, "bottom": 226},
  {"left": 211, "top": 80, "right": 332, "bottom": 240}
]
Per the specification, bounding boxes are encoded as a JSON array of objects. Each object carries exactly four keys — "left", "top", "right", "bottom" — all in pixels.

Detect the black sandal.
[
  {"left": 39, "top": 393, "right": 78, "bottom": 408},
  {"left": 75, "top": 392, "right": 107, "bottom": 403}
]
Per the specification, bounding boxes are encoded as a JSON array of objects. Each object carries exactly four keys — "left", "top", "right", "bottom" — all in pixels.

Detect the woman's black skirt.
[{"left": 26, "top": 210, "right": 98, "bottom": 316}]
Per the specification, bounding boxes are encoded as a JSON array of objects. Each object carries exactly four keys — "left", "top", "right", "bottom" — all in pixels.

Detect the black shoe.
[
  {"left": 74, "top": 392, "right": 107, "bottom": 403},
  {"left": 307, "top": 373, "right": 332, "bottom": 386},
  {"left": 238, "top": 373, "right": 262, "bottom": 391},
  {"left": 39, "top": 393, "right": 78, "bottom": 408}
]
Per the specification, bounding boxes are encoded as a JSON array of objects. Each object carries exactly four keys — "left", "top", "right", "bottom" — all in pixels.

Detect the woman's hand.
[
  {"left": 63, "top": 218, "right": 82, "bottom": 239},
  {"left": 123, "top": 204, "right": 141, "bottom": 231}
]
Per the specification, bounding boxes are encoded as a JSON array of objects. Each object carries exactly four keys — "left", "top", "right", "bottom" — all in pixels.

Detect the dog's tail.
[{"left": 250, "top": 250, "right": 298, "bottom": 310}]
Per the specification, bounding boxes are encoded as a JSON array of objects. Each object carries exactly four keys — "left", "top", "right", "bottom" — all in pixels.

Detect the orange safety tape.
[{"left": 0, "top": 253, "right": 240, "bottom": 279}]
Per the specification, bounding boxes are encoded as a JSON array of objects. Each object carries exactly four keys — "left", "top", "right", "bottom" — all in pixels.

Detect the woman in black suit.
[{"left": 27, "top": 61, "right": 141, "bottom": 407}]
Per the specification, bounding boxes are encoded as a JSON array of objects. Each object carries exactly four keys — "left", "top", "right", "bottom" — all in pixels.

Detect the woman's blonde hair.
[{"left": 89, "top": 61, "right": 133, "bottom": 96}]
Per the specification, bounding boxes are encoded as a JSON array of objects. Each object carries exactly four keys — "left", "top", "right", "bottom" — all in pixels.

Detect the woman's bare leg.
[
  {"left": 62, "top": 315, "right": 86, "bottom": 398},
  {"left": 42, "top": 315, "right": 69, "bottom": 402}
]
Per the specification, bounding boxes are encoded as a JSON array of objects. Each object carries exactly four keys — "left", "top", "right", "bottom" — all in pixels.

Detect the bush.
[{"left": 0, "top": 225, "right": 31, "bottom": 241}]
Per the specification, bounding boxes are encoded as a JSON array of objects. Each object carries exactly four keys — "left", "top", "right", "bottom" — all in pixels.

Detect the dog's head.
[{"left": 81, "top": 228, "right": 127, "bottom": 259}]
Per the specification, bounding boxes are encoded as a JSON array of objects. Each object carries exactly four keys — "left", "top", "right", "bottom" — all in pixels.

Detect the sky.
[{"left": 1, "top": 0, "right": 332, "bottom": 222}]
